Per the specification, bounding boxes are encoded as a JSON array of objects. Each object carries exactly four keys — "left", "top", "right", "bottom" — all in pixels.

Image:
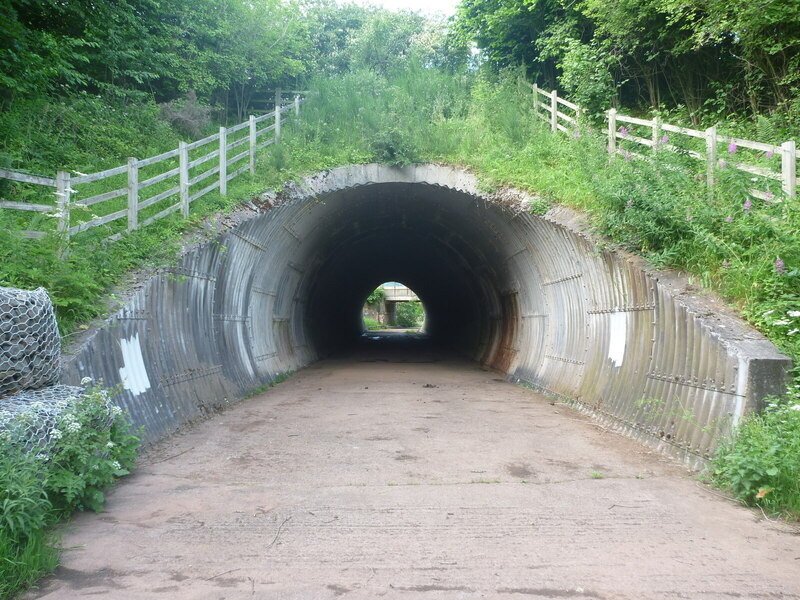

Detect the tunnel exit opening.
[{"left": 361, "top": 282, "right": 427, "bottom": 333}]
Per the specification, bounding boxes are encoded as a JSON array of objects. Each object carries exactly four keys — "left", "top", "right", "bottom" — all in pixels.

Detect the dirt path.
[{"left": 29, "top": 336, "right": 800, "bottom": 599}]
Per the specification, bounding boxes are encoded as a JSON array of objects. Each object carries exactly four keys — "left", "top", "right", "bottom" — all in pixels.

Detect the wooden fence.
[
  {"left": 0, "top": 93, "right": 306, "bottom": 242},
  {"left": 530, "top": 84, "right": 797, "bottom": 200}
]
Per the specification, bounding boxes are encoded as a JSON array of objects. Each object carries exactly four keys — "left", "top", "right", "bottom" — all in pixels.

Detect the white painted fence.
[
  {"left": 530, "top": 84, "right": 797, "bottom": 200},
  {"left": 0, "top": 93, "right": 306, "bottom": 242}
]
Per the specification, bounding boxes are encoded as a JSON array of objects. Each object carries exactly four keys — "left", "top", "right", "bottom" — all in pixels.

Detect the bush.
[
  {"left": 396, "top": 301, "right": 424, "bottom": 328},
  {"left": 711, "top": 395, "right": 800, "bottom": 518},
  {"left": 0, "top": 386, "right": 141, "bottom": 596}
]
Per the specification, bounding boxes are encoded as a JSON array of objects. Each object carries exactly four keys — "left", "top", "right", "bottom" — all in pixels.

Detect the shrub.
[
  {"left": 711, "top": 395, "right": 800, "bottom": 518},
  {"left": 0, "top": 386, "right": 141, "bottom": 596}
]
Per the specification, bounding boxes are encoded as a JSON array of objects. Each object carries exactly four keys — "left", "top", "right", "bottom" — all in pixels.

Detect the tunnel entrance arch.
[{"left": 64, "top": 164, "right": 790, "bottom": 466}]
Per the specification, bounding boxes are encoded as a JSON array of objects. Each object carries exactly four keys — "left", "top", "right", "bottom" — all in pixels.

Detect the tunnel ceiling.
[{"left": 65, "top": 164, "right": 791, "bottom": 466}]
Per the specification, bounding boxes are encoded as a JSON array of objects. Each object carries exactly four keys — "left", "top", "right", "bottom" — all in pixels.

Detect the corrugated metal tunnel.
[{"left": 64, "top": 164, "right": 790, "bottom": 466}]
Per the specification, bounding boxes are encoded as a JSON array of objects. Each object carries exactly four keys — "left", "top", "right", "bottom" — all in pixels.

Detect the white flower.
[
  {"left": 762, "top": 309, "right": 775, "bottom": 316},
  {"left": 67, "top": 421, "right": 81, "bottom": 433},
  {"left": 788, "top": 329, "right": 799, "bottom": 336},
  {"left": 790, "top": 405, "right": 800, "bottom": 411},
  {"left": 110, "top": 405, "right": 122, "bottom": 417},
  {"left": 112, "top": 461, "right": 122, "bottom": 470},
  {"left": 788, "top": 311, "right": 800, "bottom": 318},
  {"left": 81, "top": 376, "right": 93, "bottom": 385},
  {"left": 773, "top": 320, "right": 790, "bottom": 326},
  {"left": 106, "top": 441, "right": 115, "bottom": 449},
  {"left": 50, "top": 429, "right": 63, "bottom": 440}
]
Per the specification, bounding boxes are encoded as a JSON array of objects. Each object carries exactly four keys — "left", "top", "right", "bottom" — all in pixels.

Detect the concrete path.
[{"left": 30, "top": 335, "right": 800, "bottom": 599}]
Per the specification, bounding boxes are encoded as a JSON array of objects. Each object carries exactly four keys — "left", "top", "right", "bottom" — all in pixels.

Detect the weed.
[{"left": 591, "top": 472, "right": 605, "bottom": 479}]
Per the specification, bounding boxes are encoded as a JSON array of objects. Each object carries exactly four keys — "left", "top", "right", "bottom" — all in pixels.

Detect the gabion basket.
[{"left": 0, "top": 286, "right": 61, "bottom": 396}]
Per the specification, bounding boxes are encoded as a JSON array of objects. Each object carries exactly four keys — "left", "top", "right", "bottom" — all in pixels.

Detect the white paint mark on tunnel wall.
[
  {"left": 608, "top": 311, "right": 627, "bottom": 367},
  {"left": 118, "top": 333, "right": 151, "bottom": 395}
]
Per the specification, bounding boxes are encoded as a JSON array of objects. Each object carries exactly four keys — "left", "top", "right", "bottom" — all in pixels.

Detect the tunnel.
[{"left": 64, "top": 164, "right": 790, "bottom": 467}]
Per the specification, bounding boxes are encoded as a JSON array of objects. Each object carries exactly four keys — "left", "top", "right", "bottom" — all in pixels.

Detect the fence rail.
[
  {"left": 529, "top": 84, "right": 797, "bottom": 200},
  {"left": 0, "top": 93, "right": 307, "bottom": 242}
]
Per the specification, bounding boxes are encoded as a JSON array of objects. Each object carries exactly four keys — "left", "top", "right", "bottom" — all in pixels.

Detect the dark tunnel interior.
[{"left": 298, "top": 183, "right": 514, "bottom": 361}]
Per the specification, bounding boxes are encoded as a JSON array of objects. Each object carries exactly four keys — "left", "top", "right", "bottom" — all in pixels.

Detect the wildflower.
[
  {"left": 722, "top": 260, "right": 730, "bottom": 269},
  {"left": 728, "top": 142, "right": 737, "bottom": 154},
  {"left": 765, "top": 191, "right": 774, "bottom": 201},
  {"left": 51, "top": 428, "right": 63, "bottom": 440},
  {"left": 619, "top": 126, "right": 628, "bottom": 138},
  {"left": 112, "top": 461, "right": 122, "bottom": 470},
  {"left": 790, "top": 404, "right": 800, "bottom": 410},
  {"left": 719, "top": 159, "right": 727, "bottom": 169},
  {"left": 573, "top": 130, "right": 581, "bottom": 140},
  {"left": 110, "top": 405, "right": 122, "bottom": 417},
  {"left": 743, "top": 200, "right": 752, "bottom": 211},
  {"left": 661, "top": 134, "right": 669, "bottom": 144},
  {"left": 686, "top": 215, "right": 693, "bottom": 222},
  {"left": 774, "top": 320, "right": 790, "bottom": 326},
  {"left": 625, "top": 151, "right": 632, "bottom": 162},
  {"left": 626, "top": 200, "right": 633, "bottom": 207},
  {"left": 725, "top": 216, "right": 733, "bottom": 223},
  {"left": 766, "top": 150, "right": 774, "bottom": 158},
  {"left": 107, "top": 441, "right": 115, "bottom": 449},
  {"left": 763, "top": 309, "right": 775, "bottom": 316},
  {"left": 67, "top": 421, "right": 81, "bottom": 433},
  {"left": 788, "top": 329, "right": 799, "bottom": 336},
  {"left": 776, "top": 257, "right": 786, "bottom": 274},
  {"left": 81, "top": 376, "right": 93, "bottom": 385},
  {"left": 788, "top": 311, "right": 800, "bottom": 318}
]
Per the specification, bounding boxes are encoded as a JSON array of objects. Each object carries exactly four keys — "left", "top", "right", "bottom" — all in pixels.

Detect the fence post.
[
  {"left": 607, "top": 109, "right": 617, "bottom": 155},
  {"left": 550, "top": 90, "right": 558, "bottom": 132},
  {"left": 782, "top": 140, "right": 796, "bottom": 199},
  {"left": 127, "top": 157, "right": 138, "bottom": 232},
  {"left": 294, "top": 94, "right": 300, "bottom": 118},
  {"left": 55, "top": 170, "right": 71, "bottom": 241},
  {"left": 249, "top": 115, "right": 257, "bottom": 175},
  {"left": 532, "top": 83, "right": 539, "bottom": 119},
  {"left": 219, "top": 126, "right": 227, "bottom": 196},
  {"left": 274, "top": 89, "right": 282, "bottom": 141},
  {"left": 179, "top": 141, "right": 189, "bottom": 217},
  {"left": 652, "top": 116, "right": 661, "bottom": 152},
  {"left": 705, "top": 125, "right": 718, "bottom": 189}
]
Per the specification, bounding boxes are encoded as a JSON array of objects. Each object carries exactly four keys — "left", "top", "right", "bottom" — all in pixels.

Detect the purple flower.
[
  {"left": 725, "top": 216, "right": 733, "bottom": 223},
  {"left": 765, "top": 191, "right": 774, "bottom": 201},
  {"left": 719, "top": 159, "right": 727, "bottom": 169},
  {"left": 626, "top": 200, "right": 633, "bottom": 207},
  {"left": 573, "top": 129, "right": 581, "bottom": 140},
  {"left": 661, "top": 134, "right": 669, "bottom": 144},
  {"left": 619, "top": 126, "right": 628, "bottom": 138},
  {"left": 625, "top": 151, "right": 632, "bottom": 162},
  {"left": 686, "top": 215, "right": 693, "bottom": 222},
  {"left": 743, "top": 200, "right": 752, "bottom": 211},
  {"left": 776, "top": 257, "right": 786, "bottom": 274},
  {"left": 728, "top": 142, "right": 737, "bottom": 154},
  {"left": 722, "top": 260, "right": 730, "bottom": 269},
  {"left": 766, "top": 150, "right": 774, "bottom": 159}
]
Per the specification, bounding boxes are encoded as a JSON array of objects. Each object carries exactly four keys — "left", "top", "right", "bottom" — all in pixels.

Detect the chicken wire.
[
  {"left": 0, "top": 286, "right": 61, "bottom": 396},
  {"left": 0, "top": 385, "right": 90, "bottom": 453}
]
